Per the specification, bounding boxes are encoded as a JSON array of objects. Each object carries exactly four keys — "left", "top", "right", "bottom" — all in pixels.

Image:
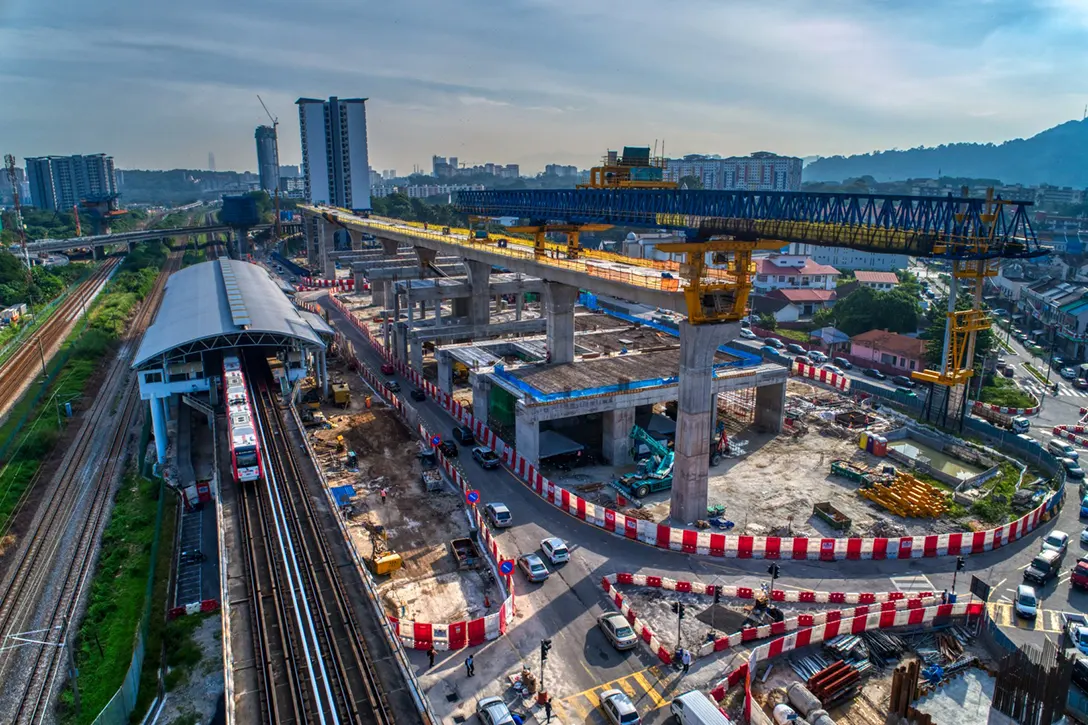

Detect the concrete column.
[
  {"left": 516, "top": 414, "right": 539, "bottom": 466},
  {"left": 406, "top": 282, "right": 415, "bottom": 326},
  {"left": 471, "top": 373, "right": 491, "bottom": 425},
  {"left": 452, "top": 297, "right": 470, "bottom": 318},
  {"left": 602, "top": 407, "right": 636, "bottom": 465},
  {"left": 354, "top": 264, "right": 368, "bottom": 292},
  {"left": 544, "top": 282, "right": 579, "bottom": 364},
  {"left": 754, "top": 382, "right": 786, "bottom": 433},
  {"left": 370, "top": 278, "right": 386, "bottom": 306},
  {"left": 515, "top": 293, "right": 523, "bottom": 321},
  {"left": 415, "top": 246, "right": 437, "bottom": 270},
  {"left": 436, "top": 351, "right": 454, "bottom": 394},
  {"left": 671, "top": 321, "right": 740, "bottom": 524},
  {"left": 411, "top": 338, "right": 424, "bottom": 372},
  {"left": 419, "top": 300, "right": 427, "bottom": 320},
  {"left": 383, "top": 281, "right": 397, "bottom": 312},
  {"left": 321, "top": 348, "right": 329, "bottom": 397},
  {"left": 380, "top": 237, "right": 398, "bottom": 256},
  {"left": 464, "top": 260, "right": 492, "bottom": 325},
  {"left": 349, "top": 229, "right": 363, "bottom": 251},
  {"left": 320, "top": 223, "right": 335, "bottom": 279},
  {"left": 383, "top": 317, "right": 391, "bottom": 353},
  {"left": 92, "top": 245, "right": 100, "bottom": 261},
  {"left": 434, "top": 297, "right": 442, "bottom": 326},
  {"left": 150, "top": 397, "right": 168, "bottom": 465},
  {"left": 393, "top": 322, "right": 408, "bottom": 362}
]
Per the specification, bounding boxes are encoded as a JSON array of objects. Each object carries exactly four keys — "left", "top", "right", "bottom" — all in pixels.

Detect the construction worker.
[
  {"left": 427, "top": 646, "right": 436, "bottom": 668},
  {"left": 465, "top": 654, "right": 475, "bottom": 677}
]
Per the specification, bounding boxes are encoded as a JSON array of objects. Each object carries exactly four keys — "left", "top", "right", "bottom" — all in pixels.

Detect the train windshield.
[{"left": 236, "top": 447, "right": 258, "bottom": 468}]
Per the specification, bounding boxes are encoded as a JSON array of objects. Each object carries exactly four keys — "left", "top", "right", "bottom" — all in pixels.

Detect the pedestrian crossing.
[
  {"left": 559, "top": 666, "right": 673, "bottom": 721},
  {"left": 988, "top": 601, "right": 1066, "bottom": 634},
  {"left": 1021, "top": 374, "right": 1088, "bottom": 399},
  {"left": 889, "top": 574, "right": 937, "bottom": 594}
]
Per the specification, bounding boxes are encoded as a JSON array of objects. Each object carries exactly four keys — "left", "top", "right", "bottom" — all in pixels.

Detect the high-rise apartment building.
[
  {"left": 296, "top": 97, "right": 371, "bottom": 211},
  {"left": 255, "top": 126, "right": 280, "bottom": 193},
  {"left": 24, "top": 154, "right": 118, "bottom": 211},
  {"left": 664, "top": 152, "right": 802, "bottom": 192}
]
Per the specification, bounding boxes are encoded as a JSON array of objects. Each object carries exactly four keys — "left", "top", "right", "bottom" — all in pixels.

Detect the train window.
[{"left": 236, "top": 448, "right": 258, "bottom": 467}]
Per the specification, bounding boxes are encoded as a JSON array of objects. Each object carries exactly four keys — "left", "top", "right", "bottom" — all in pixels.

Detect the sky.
[{"left": 2, "top": 0, "right": 1086, "bottom": 174}]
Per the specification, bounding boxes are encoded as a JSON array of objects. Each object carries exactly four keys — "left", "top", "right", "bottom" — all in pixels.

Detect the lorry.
[
  {"left": 972, "top": 406, "right": 1030, "bottom": 433},
  {"left": 449, "top": 537, "right": 484, "bottom": 570}
]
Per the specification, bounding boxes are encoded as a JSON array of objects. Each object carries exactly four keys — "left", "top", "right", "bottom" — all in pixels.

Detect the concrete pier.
[
  {"left": 319, "top": 222, "right": 335, "bottom": 278},
  {"left": 602, "top": 407, "right": 636, "bottom": 465},
  {"left": 755, "top": 381, "right": 786, "bottom": 433},
  {"left": 544, "top": 282, "right": 578, "bottom": 364},
  {"left": 465, "top": 261, "right": 492, "bottom": 325},
  {"left": 671, "top": 321, "right": 740, "bottom": 524},
  {"left": 472, "top": 373, "right": 492, "bottom": 425},
  {"left": 437, "top": 351, "right": 454, "bottom": 394},
  {"left": 380, "top": 237, "right": 398, "bottom": 255},
  {"left": 516, "top": 416, "right": 538, "bottom": 466},
  {"left": 349, "top": 229, "right": 364, "bottom": 251}
]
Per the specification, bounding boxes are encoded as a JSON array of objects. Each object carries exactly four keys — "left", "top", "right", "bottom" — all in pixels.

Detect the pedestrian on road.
[
  {"left": 380, "top": 487, "right": 388, "bottom": 504},
  {"left": 681, "top": 648, "right": 692, "bottom": 674},
  {"left": 465, "top": 654, "right": 475, "bottom": 677},
  {"left": 544, "top": 697, "right": 553, "bottom": 723},
  {"left": 427, "top": 646, "right": 435, "bottom": 668}
]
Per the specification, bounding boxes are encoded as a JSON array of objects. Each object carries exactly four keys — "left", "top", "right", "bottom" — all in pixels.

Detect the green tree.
[
  {"left": 678, "top": 175, "right": 704, "bottom": 190},
  {"left": 832, "top": 286, "right": 920, "bottom": 336},
  {"left": 757, "top": 312, "right": 778, "bottom": 330},
  {"left": 811, "top": 307, "right": 835, "bottom": 328}
]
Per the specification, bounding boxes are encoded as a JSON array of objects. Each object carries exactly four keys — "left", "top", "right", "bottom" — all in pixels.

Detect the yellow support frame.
[
  {"left": 656, "top": 239, "right": 783, "bottom": 324},
  {"left": 505, "top": 223, "right": 610, "bottom": 261}
]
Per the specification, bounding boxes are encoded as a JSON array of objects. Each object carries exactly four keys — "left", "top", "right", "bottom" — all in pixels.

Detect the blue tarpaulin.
[{"left": 330, "top": 484, "right": 356, "bottom": 507}]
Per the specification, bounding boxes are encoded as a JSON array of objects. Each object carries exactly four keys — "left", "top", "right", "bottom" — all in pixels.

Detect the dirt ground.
[
  {"left": 304, "top": 361, "right": 500, "bottom": 624},
  {"left": 156, "top": 614, "right": 224, "bottom": 725}
]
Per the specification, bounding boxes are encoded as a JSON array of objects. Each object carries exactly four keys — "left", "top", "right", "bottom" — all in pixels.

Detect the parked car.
[
  {"left": 794, "top": 355, "right": 809, "bottom": 365},
  {"left": 410, "top": 388, "right": 426, "bottom": 401},
  {"left": 892, "top": 375, "right": 916, "bottom": 388},
  {"left": 1049, "top": 439, "right": 1079, "bottom": 460},
  {"left": 476, "top": 697, "right": 516, "bottom": 725},
  {"left": 1054, "top": 357, "right": 1066, "bottom": 368},
  {"left": 786, "top": 343, "right": 806, "bottom": 355},
  {"left": 671, "top": 691, "right": 732, "bottom": 725},
  {"left": 452, "top": 425, "right": 475, "bottom": 445},
  {"left": 517, "top": 553, "right": 549, "bottom": 582},
  {"left": 863, "top": 368, "right": 887, "bottom": 380},
  {"left": 822, "top": 365, "right": 845, "bottom": 376},
  {"left": 438, "top": 440, "right": 458, "bottom": 457},
  {"left": 1003, "top": 367, "right": 1014, "bottom": 378},
  {"left": 763, "top": 338, "right": 784, "bottom": 349},
  {"left": 1082, "top": 528, "right": 1088, "bottom": 546},
  {"left": 1081, "top": 495, "right": 1088, "bottom": 518},
  {"left": 380, "top": 362, "right": 395, "bottom": 375},
  {"left": 1042, "top": 530, "right": 1070, "bottom": 558},
  {"left": 1024, "top": 549, "right": 1062, "bottom": 584},
  {"left": 1014, "top": 584, "right": 1038, "bottom": 618},
  {"left": 996, "top": 358, "right": 1007, "bottom": 369},
  {"left": 472, "top": 446, "right": 501, "bottom": 469},
  {"left": 807, "top": 350, "right": 828, "bottom": 364},
  {"left": 738, "top": 328, "right": 758, "bottom": 339},
  {"left": 485, "top": 502, "right": 512, "bottom": 528},
  {"left": 540, "top": 537, "right": 570, "bottom": 564},
  {"left": 600, "top": 689, "right": 641, "bottom": 725},
  {"left": 1063, "top": 367, "right": 1078, "bottom": 380},
  {"left": 833, "top": 357, "right": 853, "bottom": 370},
  {"left": 1065, "top": 458, "right": 1086, "bottom": 480},
  {"left": 761, "top": 345, "right": 780, "bottom": 356},
  {"left": 1073, "top": 558, "right": 1088, "bottom": 590},
  {"left": 598, "top": 612, "right": 638, "bottom": 650}
]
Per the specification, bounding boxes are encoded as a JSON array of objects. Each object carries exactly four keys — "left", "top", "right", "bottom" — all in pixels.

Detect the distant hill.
[{"left": 803, "top": 119, "right": 1088, "bottom": 187}]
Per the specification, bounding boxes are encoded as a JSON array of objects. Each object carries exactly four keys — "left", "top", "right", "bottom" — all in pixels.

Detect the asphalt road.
[{"left": 312, "top": 287, "right": 1076, "bottom": 723}]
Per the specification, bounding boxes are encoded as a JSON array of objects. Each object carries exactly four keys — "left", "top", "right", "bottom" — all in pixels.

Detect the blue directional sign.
[
  {"left": 499, "top": 560, "right": 514, "bottom": 575},
  {"left": 466, "top": 490, "right": 480, "bottom": 504},
  {"left": 432, "top": 435, "right": 442, "bottom": 447}
]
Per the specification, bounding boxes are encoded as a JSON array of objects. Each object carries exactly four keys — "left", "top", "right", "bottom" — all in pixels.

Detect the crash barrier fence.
[
  {"left": 600, "top": 573, "right": 942, "bottom": 665},
  {"left": 320, "top": 323, "right": 516, "bottom": 651},
  {"left": 972, "top": 400, "right": 1039, "bottom": 417},
  {"left": 287, "top": 382, "right": 440, "bottom": 724},
  {"left": 707, "top": 599, "right": 981, "bottom": 723},
  {"left": 328, "top": 293, "right": 1063, "bottom": 563},
  {"left": 301, "top": 277, "right": 355, "bottom": 289},
  {"left": 793, "top": 362, "right": 849, "bottom": 391}
]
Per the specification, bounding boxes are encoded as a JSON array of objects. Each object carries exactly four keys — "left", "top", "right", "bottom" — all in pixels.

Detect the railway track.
[
  {"left": 0, "top": 251, "right": 182, "bottom": 724},
  {"left": 243, "top": 364, "right": 393, "bottom": 725},
  {"left": 0, "top": 258, "right": 120, "bottom": 424}
]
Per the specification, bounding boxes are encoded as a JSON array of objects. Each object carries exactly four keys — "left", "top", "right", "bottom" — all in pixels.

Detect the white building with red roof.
[
  {"left": 753, "top": 255, "right": 840, "bottom": 293},
  {"left": 854, "top": 271, "right": 900, "bottom": 291}
]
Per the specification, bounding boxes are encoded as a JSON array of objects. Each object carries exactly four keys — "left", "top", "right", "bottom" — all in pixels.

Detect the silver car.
[
  {"left": 600, "top": 688, "right": 641, "bottom": 724},
  {"left": 476, "top": 696, "right": 515, "bottom": 725},
  {"left": 598, "top": 612, "right": 638, "bottom": 650}
]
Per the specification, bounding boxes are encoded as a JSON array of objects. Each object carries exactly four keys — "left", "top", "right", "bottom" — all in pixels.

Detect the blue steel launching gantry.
[{"left": 456, "top": 150, "right": 1047, "bottom": 427}]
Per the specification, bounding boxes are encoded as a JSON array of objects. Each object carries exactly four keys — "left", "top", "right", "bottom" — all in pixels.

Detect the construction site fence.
[
  {"left": 577, "top": 291, "right": 762, "bottom": 368},
  {"left": 327, "top": 293, "right": 1067, "bottom": 565},
  {"left": 89, "top": 474, "right": 168, "bottom": 725}
]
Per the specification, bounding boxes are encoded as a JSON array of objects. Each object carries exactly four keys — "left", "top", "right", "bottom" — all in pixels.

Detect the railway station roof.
[{"left": 133, "top": 259, "right": 325, "bottom": 370}]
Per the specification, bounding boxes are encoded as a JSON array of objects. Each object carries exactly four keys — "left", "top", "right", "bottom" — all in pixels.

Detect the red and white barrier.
[
  {"left": 793, "top": 362, "right": 849, "bottom": 391},
  {"left": 972, "top": 400, "right": 1039, "bottom": 417},
  {"left": 600, "top": 573, "right": 943, "bottom": 664},
  {"left": 302, "top": 276, "right": 355, "bottom": 290},
  {"left": 168, "top": 598, "right": 220, "bottom": 620},
  {"left": 326, "top": 293, "right": 1063, "bottom": 564}
]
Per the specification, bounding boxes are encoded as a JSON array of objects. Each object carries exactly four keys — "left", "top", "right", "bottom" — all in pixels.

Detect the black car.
[
  {"left": 385, "top": 380, "right": 401, "bottom": 393},
  {"left": 452, "top": 425, "right": 476, "bottom": 445},
  {"left": 891, "top": 375, "right": 915, "bottom": 388},
  {"left": 472, "top": 446, "right": 501, "bottom": 469},
  {"left": 786, "top": 343, "right": 806, "bottom": 355},
  {"left": 438, "top": 440, "right": 458, "bottom": 457},
  {"left": 410, "top": 389, "right": 426, "bottom": 401},
  {"left": 863, "top": 368, "right": 887, "bottom": 380}
]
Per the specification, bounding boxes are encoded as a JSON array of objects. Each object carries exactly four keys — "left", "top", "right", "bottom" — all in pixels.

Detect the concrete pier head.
[
  {"left": 544, "top": 282, "right": 578, "bottom": 364},
  {"left": 602, "top": 407, "right": 636, "bottom": 465},
  {"left": 671, "top": 320, "right": 740, "bottom": 524}
]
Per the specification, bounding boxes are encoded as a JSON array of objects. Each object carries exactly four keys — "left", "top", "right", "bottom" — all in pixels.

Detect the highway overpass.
[{"left": 25, "top": 223, "right": 277, "bottom": 254}]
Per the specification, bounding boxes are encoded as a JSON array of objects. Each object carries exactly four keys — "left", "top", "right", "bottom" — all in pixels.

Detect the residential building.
[
  {"left": 432, "top": 156, "right": 520, "bottom": 180},
  {"left": 849, "top": 329, "right": 927, "bottom": 373},
  {"left": 279, "top": 164, "right": 300, "bottom": 178},
  {"left": 1035, "top": 185, "right": 1084, "bottom": 210},
  {"left": 854, "top": 271, "right": 900, "bottom": 291},
  {"left": 663, "top": 151, "right": 802, "bottom": 192},
  {"left": 296, "top": 96, "right": 371, "bottom": 212},
  {"left": 1018, "top": 277, "right": 1088, "bottom": 360},
  {"left": 786, "top": 243, "right": 910, "bottom": 273},
  {"left": 255, "top": 125, "right": 279, "bottom": 193},
  {"left": 621, "top": 231, "right": 687, "bottom": 263},
  {"left": 544, "top": 164, "right": 579, "bottom": 177},
  {"left": 752, "top": 255, "right": 840, "bottom": 292},
  {"left": 767, "top": 288, "right": 836, "bottom": 319},
  {"left": 369, "top": 167, "right": 382, "bottom": 188},
  {"left": 25, "top": 154, "right": 117, "bottom": 211},
  {"left": 382, "top": 169, "right": 397, "bottom": 180},
  {"left": 0, "top": 166, "right": 29, "bottom": 206}
]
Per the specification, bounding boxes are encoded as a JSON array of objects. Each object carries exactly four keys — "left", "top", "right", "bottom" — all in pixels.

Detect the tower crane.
[
  {"left": 257, "top": 94, "right": 282, "bottom": 243},
  {"left": 4, "top": 154, "right": 32, "bottom": 271}
]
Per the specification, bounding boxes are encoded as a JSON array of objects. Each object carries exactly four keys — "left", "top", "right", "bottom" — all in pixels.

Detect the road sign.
[
  {"left": 431, "top": 435, "right": 441, "bottom": 447},
  {"left": 466, "top": 490, "right": 480, "bottom": 504},
  {"left": 970, "top": 575, "right": 991, "bottom": 602},
  {"left": 500, "top": 560, "right": 514, "bottom": 575}
]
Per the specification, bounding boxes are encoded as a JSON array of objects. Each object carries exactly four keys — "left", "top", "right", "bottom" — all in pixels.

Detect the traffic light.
[
  {"left": 767, "top": 563, "right": 781, "bottom": 579},
  {"left": 671, "top": 601, "right": 686, "bottom": 620},
  {"left": 540, "top": 639, "right": 552, "bottom": 663},
  {"left": 956, "top": 556, "right": 966, "bottom": 572},
  {"left": 713, "top": 587, "right": 721, "bottom": 605}
]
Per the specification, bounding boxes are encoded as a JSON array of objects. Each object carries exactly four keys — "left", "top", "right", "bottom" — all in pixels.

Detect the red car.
[
  {"left": 380, "top": 362, "right": 395, "bottom": 375},
  {"left": 1073, "top": 559, "right": 1088, "bottom": 590}
]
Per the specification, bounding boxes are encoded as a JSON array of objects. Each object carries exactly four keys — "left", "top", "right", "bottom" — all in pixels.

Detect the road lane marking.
[
  {"left": 890, "top": 574, "right": 936, "bottom": 593},
  {"left": 632, "top": 671, "right": 666, "bottom": 708}
]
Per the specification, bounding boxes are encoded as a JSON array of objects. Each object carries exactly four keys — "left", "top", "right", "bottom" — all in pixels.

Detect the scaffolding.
[{"left": 717, "top": 387, "right": 755, "bottom": 428}]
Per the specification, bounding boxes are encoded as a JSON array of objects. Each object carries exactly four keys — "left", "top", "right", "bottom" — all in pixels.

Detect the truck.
[
  {"left": 972, "top": 406, "right": 1030, "bottom": 433},
  {"left": 1065, "top": 612, "right": 1088, "bottom": 656},
  {"left": 449, "top": 537, "right": 484, "bottom": 570}
]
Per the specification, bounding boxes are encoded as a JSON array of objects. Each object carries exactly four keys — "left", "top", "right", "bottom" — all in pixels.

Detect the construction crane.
[
  {"left": 4, "top": 153, "right": 32, "bottom": 271},
  {"left": 257, "top": 94, "right": 282, "bottom": 243}
]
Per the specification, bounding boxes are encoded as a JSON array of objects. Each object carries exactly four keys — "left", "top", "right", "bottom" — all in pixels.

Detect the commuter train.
[{"left": 223, "top": 355, "right": 262, "bottom": 482}]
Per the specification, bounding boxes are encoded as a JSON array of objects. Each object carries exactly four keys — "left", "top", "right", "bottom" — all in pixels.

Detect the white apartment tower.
[{"left": 296, "top": 96, "right": 371, "bottom": 212}]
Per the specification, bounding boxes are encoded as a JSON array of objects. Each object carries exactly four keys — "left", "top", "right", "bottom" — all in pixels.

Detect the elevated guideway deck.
[{"left": 27, "top": 223, "right": 273, "bottom": 254}]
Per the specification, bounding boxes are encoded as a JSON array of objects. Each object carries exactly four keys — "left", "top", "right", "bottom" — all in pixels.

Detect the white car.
[
  {"left": 822, "top": 365, "right": 845, "bottom": 376},
  {"left": 738, "top": 329, "right": 758, "bottom": 340},
  {"left": 1062, "top": 367, "right": 1078, "bottom": 380},
  {"left": 807, "top": 350, "right": 828, "bottom": 364},
  {"left": 1081, "top": 528, "right": 1088, "bottom": 545},
  {"left": 540, "top": 537, "right": 570, "bottom": 564},
  {"left": 1014, "top": 584, "right": 1037, "bottom": 619}
]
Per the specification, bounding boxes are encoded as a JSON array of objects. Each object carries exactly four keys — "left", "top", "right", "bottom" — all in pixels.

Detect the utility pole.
[{"left": 37, "top": 336, "right": 47, "bottom": 378}]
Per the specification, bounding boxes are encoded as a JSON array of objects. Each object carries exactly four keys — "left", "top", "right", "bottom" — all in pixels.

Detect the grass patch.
[
  {"left": 1023, "top": 362, "right": 1049, "bottom": 385},
  {"left": 772, "top": 328, "right": 811, "bottom": 343},
  {"left": 57, "top": 474, "right": 168, "bottom": 724},
  {"left": 978, "top": 376, "right": 1036, "bottom": 408},
  {"left": 970, "top": 462, "right": 1021, "bottom": 524}
]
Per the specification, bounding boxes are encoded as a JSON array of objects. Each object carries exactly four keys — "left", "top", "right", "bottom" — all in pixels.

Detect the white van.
[{"left": 671, "top": 691, "right": 732, "bottom": 725}]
